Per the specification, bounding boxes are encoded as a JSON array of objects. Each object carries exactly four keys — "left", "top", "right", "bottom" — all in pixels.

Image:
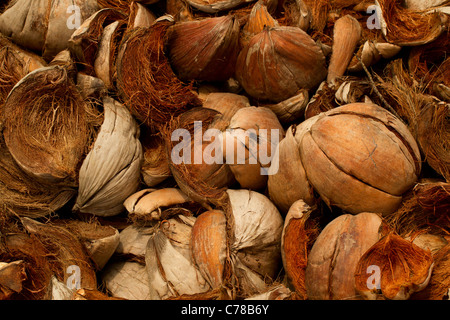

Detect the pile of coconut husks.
[{"left": 0, "top": 0, "right": 449, "bottom": 301}]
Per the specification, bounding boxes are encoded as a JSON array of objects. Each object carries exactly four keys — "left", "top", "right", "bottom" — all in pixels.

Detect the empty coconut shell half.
[
  {"left": 355, "top": 233, "right": 434, "bottom": 300},
  {"left": 1, "top": 64, "right": 93, "bottom": 186}
]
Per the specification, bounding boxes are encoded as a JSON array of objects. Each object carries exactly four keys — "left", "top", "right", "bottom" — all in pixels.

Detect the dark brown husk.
[{"left": 116, "top": 19, "right": 202, "bottom": 129}]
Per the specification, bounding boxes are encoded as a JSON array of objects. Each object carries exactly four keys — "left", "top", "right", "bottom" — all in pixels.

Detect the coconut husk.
[
  {"left": 261, "top": 89, "right": 309, "bottom": 124},
  {"left": 280, "top": 0, "right": 311, "bottom": 31},
  {"left": 1, "top": 64, "right": 93, "bottom": 186},
  {"left": 385, "top": 181, "right": 450, "bottom": 238},
  {"left": 376, "top": 0, "right": 448, "bottom": 46},
  {"left": 281, "top": 200, "right": 320, "bottom": 299},
  {"left": 162, "top": 107, "right": 235, "bottom": 207},
  {"left": 145, "top": 213, "right": 211, "bottom": 299},
  {"left": 101, "top": 260, "right": 151, "bottom": 299},
  {"left": 73, "top": 96, "right": 143, "bottom": 217},
  {"left": 128, "top": 2, "right": 157, "bottom": 28},
  {"left": 185, "top": 0, "right": 256, "bottom": 13},
  {"left": 20, "top": 217, "right": 98, "bottom": 291},
  {"left": 98, "top": 0, "right": 160, "bottom": 15},
  {"left": 191, "top": 189, "right": 284, "bottom": 299},
  {"left": 52, "top": 219, "right": 120, "bottom": 270},
  {"left": 0, "top": 132, "right": 76, "bottom": 219},
  {"left": 202, "top": 92, "right": 249, "bottom": 121},
  {"left": 411, "top": 244, "right": 450, "bottom": 300},
  {"left": 69, "top": 8, "right": 126, "bottom": 75},
  {"left": 327, "top": 15, "right": 362, "bottom": 87},
  {"left": 0, "top": 34, "right": 46, "bottom": 107},
  {"left": 223, "top": 106, "right": 285, "bottom": 190},
  {"left": 354, "top": 233, "right": 434, "bottom": 300},
  {"left": 167, "top": 15, "right": 241, "bottom": 82},
  {"left": 94, "top": 20, "right": 127, "bottom": 89},
  {"left": 306, "top": 212, "right": 384, "bottom": 300},
  {"left": 235, "top": 26, "right": 327, "bottom": 103},
  {"left": 348, "top": 40, "right": 401, "bottom": 73},
  {"left": 304, "top": 81, "right": 338, "bottom": 119},
  {"left": 0, "top": 260, "right": 27, "bottom": 299},
  {"left": 0, "top": 232, "right": 53, "bottom": 299},
  {"left": 0, "top": 0, "right": 100, "bottom": 61},
  {"left": 240, "top": 1, "right": 279, "bottom": 47},
  {"left": 140, "top": 131, "right": 172, "bottom": 187},
  {"left": 116, "top": 16, "right": 202, "bottom": 129}
]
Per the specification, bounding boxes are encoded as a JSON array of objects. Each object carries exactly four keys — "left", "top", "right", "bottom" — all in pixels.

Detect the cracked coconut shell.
[
  {"left": 269, "top": 102, "right": 421, "bottom": 215},
  {"left": 305, "top": 212, "right": 384, "bottom": 300}
]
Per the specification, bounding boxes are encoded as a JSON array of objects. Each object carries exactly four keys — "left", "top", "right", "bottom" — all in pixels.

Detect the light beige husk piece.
[
  {"left": 0, "top": 0, "right": 99, "bottom": 61},
  {"left": 73, "top": 96, "right": 143, "bottom": 217}
]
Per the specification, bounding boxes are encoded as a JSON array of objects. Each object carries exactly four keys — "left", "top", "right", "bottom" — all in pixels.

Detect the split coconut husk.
[
  {"left": 190, "top": 189, "right": 284, "bottom": 298},
  {"left": 348, "top": 40, "right": 401, "bottom": 73},
  {"left": 97, "top": 0, "right": 160, "bottom": 15},
  {"left": 1, "top": 63, "right": 93, "bottom": 186},
  {"left": 146, "top": 213, "right": 211, "bottom": 299},
  {"left": 385, "top": 180, "right": 450, "bottom": 238},
  {"left": 163, "top": 107, "right": 235, "bottom": 206},
  {"left": 281, "top": 0, "right": 311, "bottom": 31},
  {"left": 0, "top": 134, "right": 76, "bottom": 219},
  {"left": 281, "top": 200, "right": 320, "bottom": 299},
  {"left": 235, "top": 26, "right": 327, "bottom": 103},
  {"left": 0, "top": 260, "right": 27, "bottom": 300},
  {"left": 305, "top": 212, "right": 385, "bottom": 300},
  {"left": 140, "top": 131, "right": 172, "bottom": 187},
  {"left": 0, "top": 34, "right": 46, "bottom": 107},
  {"left": 69, "top": 8, "right": 126, "bottom": 75},
  {"left": 94, "top": 19, "right": 127, "bottom": 89},
  {"left": 167, "top": 15, "right": 240, "bottom": 82},
  {"left": 269, "top": 102, "right": 422, "bottom": 215},
  {"left": 0, "top": 232, "right": 53, "bottom": 299},
  {"left": 116, "top": 16, "right": 202, "bottom": 129},
  {"left": 0, "top": 0, "right": 100, "bottom": 61},
  {"left": 124, "top": 188, "right": 193, "bottom": 222},
  {"left": 127, "top": 2, "right": 157, "bottom": 28},
  {"left": 375, "top": 0, "right": 448, "bottom": 46},
  {"left": 240, "top": 1, "right": 279, "bottom": 48},
  {"left": 327, "top": 15, "right": 362, "bottom": 87},
  {"left": 52, "top": 219, "right": 120, "bottom": 270},
  {"left": 304, "top": 81, "right": 338, "bottom": 119},
  {"left": 245, "top": 283, "right": 295, "bottom": 300},
  {"left": 185, "top": 0, "right": 256, "bottom": 13},
  {"left": 222, "top": 106, "right": 285, "bottom": 190},
  {"left": 261, "top": 89, "right": 309, "bottom": 124},
  {"left": 411, "top": 244, "right": 450, "bottom": 300},
  {"left": 354, "top": 233, "right": 434, "bottom": 300},
  {"left": 73, "top": 96, "right": 143, "bottom": 217}
]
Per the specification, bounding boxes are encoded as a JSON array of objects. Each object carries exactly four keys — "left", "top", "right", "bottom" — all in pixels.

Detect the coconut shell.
[
  {"left": 235, "top": 26, "right": 327, "bottom": 103},
  {"left": 2, "top": 64, "right": 91, "bottom": 186},
  {"left": 305, "top": 212, "right": 384, "bottom": 300},
  {"left": 167, "top": 15, "right": 241, "bottom": 82},
  {"left": 296, "top": 103, "right": 421, "bottom": 215},
  {"left": 355, "top": 233, "right": 434, "bottom": 300},
  {"left": 73, "top": 96, "right": 143, "bottom": 217},
  {"left": 0, "top": 0, "right": 100, "bottom": 61}
]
